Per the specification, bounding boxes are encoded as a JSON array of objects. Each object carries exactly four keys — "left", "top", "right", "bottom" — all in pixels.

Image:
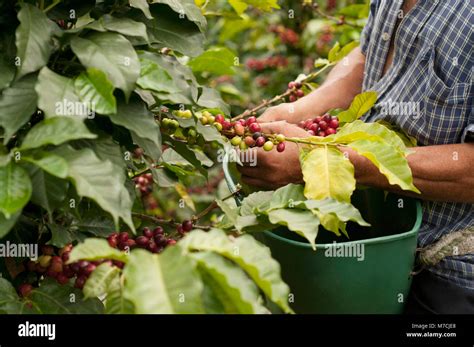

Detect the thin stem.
[
  {"left": 312, "top": 4, "right": 363, "bottom": 28},
  {"left": 231, "top": 63, "right": 335, "bottom": 121},
  {"left": 39, "top": 0, "right": 45, "bottom": 10},
  {"left": 43, "top": 0, "right": 61, "bottom": 13},
  {"left": 132, "top": 213, "right": 211, "bottom": 231},
  {"left": 131, "top": 165, "right": 164, "bottom": 179},
  {"left": 192, "top": 188, "right": 241, "bottom": 221}
]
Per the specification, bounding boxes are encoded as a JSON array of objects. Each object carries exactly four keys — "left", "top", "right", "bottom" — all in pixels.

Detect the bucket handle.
[{"left": 222, "top": 150, "right": 243, "bottom": 206}]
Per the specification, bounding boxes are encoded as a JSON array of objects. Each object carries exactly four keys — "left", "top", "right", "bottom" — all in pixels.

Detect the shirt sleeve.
[{"left": 360, "top": 0, "right": 379, "bottom": 55}]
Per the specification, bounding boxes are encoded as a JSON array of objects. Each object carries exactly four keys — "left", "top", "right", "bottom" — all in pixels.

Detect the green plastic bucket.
[{"left": 223, "top": 153, "right": 422, "bottom": 314}]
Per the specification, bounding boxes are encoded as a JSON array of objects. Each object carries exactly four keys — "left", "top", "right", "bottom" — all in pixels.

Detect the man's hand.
[
  {"left": 237, "top": 121, "right": 310, "bottom": 189},
  {"left": 257, "top": 103, "right": 297, "bottom": 123}
]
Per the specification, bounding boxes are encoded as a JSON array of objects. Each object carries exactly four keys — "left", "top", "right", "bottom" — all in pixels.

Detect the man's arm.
[
  {"left": 259, "top": 46, "right": 366, "bottom": 123},
  {"left": 342, "top": 143, "right": 474, "bottom": 203}
]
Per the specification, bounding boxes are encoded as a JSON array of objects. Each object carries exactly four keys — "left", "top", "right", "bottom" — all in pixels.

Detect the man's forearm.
[
  {"left": 344, "top": 143, "right": 474, "bottom": 203},
  {"left": 290, "top": 47, "right": 366, "bottom": 122}
]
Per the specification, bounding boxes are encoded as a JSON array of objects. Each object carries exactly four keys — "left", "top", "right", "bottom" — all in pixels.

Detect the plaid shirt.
[{"left": 360, "top": 0, "right": 473, "bottom": 289}]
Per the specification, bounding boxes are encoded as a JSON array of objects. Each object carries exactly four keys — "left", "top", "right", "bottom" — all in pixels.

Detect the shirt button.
[{"left": 382, "top": 32, "right": 391, "bottom": 41}]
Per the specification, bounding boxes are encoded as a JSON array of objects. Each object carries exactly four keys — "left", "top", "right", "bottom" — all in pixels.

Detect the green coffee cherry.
[
  {"left": 231, "top": 136, "right": 242, "bottom": 146},
  {"left": 263, "top": 141, "right": 274, "bottom": 151},
  {"left": 276, "top": 134, "right": 286, "bottom": 143}
]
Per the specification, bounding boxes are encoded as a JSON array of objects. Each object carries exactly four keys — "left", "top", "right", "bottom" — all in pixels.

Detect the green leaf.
[
  {"left": 83, "top": 263, "right": 121, "bottom": 299},
  {"left": 0, "top": 53, "right": 15, "bottom": 91},
  {"left": 141, "top": 5, "right": 205, "bottom": 57},
  {"left": 339, "top": 4, "right": 368, "bottom": 18},
  {"left": 328, "top": 41, "right": 359, "bottom": 63},
  {"left": 313, "top": 211, "right": 343, "bottom": 237},
  {"left": 191, "top": 252, "right": 267, "bottom": 314},
  {"left": 132, "top": 133, "right": 162, "bottom": 161},
  {"left": 0, "top": 162, "right": 32, "bottom": 218},
  {"left": 166, "top": 140, "right": 206, "bottom": 177},
  {"left": 376, "top": 120, "right": 417, "bottom": 148},
  {"left": 70, "top": 210, "right": 116, "bottom": 238},
  {"left": 48, "top": 224, "right": 85, "bottom": 248},
  {"left": 337, "top": 91, "right": 378, "bottom": 122},
  {"left": 29, "top": 279, "right": 103, "bottom": 314},
  {"left": 296, "top": 198, "right": 370, "bottom": 227},
  {"left": 137, "top": 59, "right": 181, "bottom": 93},
  {"left": 219, "top": 17, "right": 255, "bottom": 42},
  {"left": 0, "top": 211, "right": 21, "bottom": 239},
  {"left": 0, "top": 278, "right": 30, "bottom": 313},
  {"left": 188, "top": 47, "right": 236, "bottom": 76},
  {"left": 301, "top": 146, "right": 356, "bottom": 202},
  {"left": 53, "top": 147, "right": 134, "bottom": 229},
  {"left": 75, "top": 137, "right": 127, "bottom": 170},
  {"left": 153, "top": 0, "right": 207, "bottom": 32},
  {"left": 229, "top": 0, "right": 280, "bottom": 14},
  {"left": 105, "top": 272, "right": 135, "bottom": 314},
  {"left": 180, "top": 229, "right": 293, "bottom": 313},
  {"left": 69, "top": 238, "right": 129, "bottom": 264},
  {"left": 129, "top": 0, "right": 153, "bottom": 19},
  {"left": 335, "top": 120, "right": 409, "bottom": 154},
  {"left": 0, "top": 74, "right": 37, "bottom": 144},
  {"left": 26, "top": 165, "right": 67, "bottom": 216},
  {"left": 314, "top": 58, "right": 330, "bottom": 68},
  {"left": 216, "top": 199, "right": 238, "bottom": 225},
  {"left": 123, "top": 247, "right": 205, "bottom": 314},
  {"left": 22, "top": 152, "right": 68, "bottom": 179},
  {"left": 240, "top": 191, "right": 274, "bottom": 215},
  {"left": 35, "top": 67, "right": 88, "bottom": 119},
  {"left": 269, "top": 184, "right": 305, "bottom": 210},
  {"left": 347, "top": 139, "right": 420, "bottom": 193},
  {"left": 20, "top": 117, "right": 96, "bottom": 150},
  {"left": 267, "top": 209, "right": 320, "bottom": 250},
  {"left": 74, "top": 68, "right": 117, "bottom": 115},
  {"left": 87, "top": 14, "right": 149, "bottom": 41},
  {"left": 110, "top": 96, "right": 161, "bottom": 148},
  {"left": 71, "top": 32, "right": 140, "bottom": 98},
  {"left": 196, "top": 87, "right": 230, "bottom": 115},
  {"left": 15, "top": 4, "right": 59, "bottom": 78}
]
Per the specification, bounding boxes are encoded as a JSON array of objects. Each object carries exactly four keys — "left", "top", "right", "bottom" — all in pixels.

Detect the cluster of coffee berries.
[
  {"left": 298, "top": 114, "right": 339, "bottom": 137},
  {"left": 246, "top": 55, "right": 289, "bottom": 72},
  {"left": 286, "top": 81, "right": 305, "bottom": 102},
  {"left": 107, "top": 228, "right": 177, "bottom": 255},
  {"left": 161, "top": 117, "right": 180, "bottom": 132},
  {"left": 19, "top": 244, "right": 115, "bottom": 293},
  {"left": 134, "top": 173, "right": 153, "bottom": 195},
  {"left": 228, "top": 117, "right": 287, "bottom": 152},
  {"left": 269, "top": 25, "right": 299, "bottom": 46},
  {"left": 198, "top": 111, "right": 232, "bottom": 132}
]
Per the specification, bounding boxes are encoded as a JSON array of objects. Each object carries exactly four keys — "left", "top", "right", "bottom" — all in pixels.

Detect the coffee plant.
[{"left": 0, "top": 0, "right": 419, "bottom": 314}]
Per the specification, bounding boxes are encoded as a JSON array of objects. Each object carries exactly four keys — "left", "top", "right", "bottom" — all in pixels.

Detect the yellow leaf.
[{"left": 300, "top": 146, "right": 356, "bottom": 202}]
